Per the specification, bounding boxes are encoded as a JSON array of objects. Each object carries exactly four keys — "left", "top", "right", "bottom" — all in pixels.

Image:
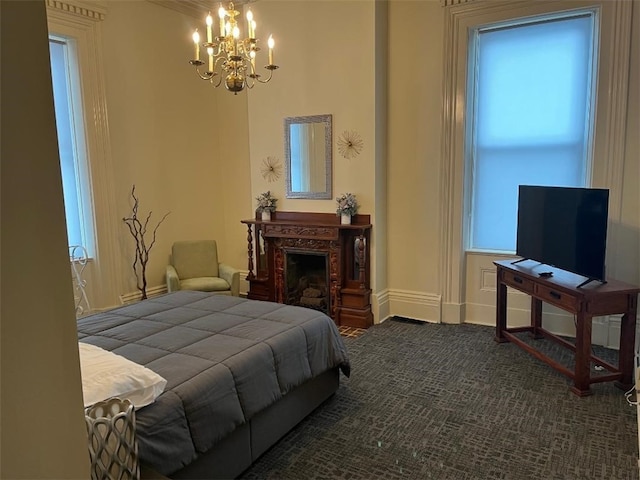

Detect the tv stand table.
[{"left": 495, "top": 259, "right": 639, "bottom": 396}]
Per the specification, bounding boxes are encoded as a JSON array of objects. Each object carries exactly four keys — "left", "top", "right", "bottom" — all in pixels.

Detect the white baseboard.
[
  {"left": 386, "top": 288, "right": 442, "bottom": 324},
  {"left": 119, "top": 284, "right": 168, "bottom": 305},
  {"left": 373, "top": 289, "right": 391, "bottom": 324}
]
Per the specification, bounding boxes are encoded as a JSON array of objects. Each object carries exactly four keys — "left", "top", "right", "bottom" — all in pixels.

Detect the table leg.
[
  {"left": 495, "top": 272, "right": 508, "bottom": 343},
  {"left": 530, "top": 297, "right": 543, "bottom": 339},
  {"left": 615, "top": 295, "right": 638, "bottom": 390},
  {"left": 571, "top": 312, "right": 593, "bottom": 397}
]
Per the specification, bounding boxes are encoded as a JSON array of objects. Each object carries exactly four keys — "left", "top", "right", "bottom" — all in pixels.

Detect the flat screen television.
[{"left": 515, "top": 185, "right": 609, "bottom": 287}]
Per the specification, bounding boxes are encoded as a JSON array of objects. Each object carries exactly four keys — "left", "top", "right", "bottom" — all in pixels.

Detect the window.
[
  {"left": 49, "top": 36, "right": 95, "bottom": 255},
  {"left": 466, "top": 12, "right": 597, "bottom": 252}
]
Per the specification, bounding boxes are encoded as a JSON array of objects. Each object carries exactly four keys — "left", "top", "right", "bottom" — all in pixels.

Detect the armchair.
[{"left": 166, "top": 240, "right": 239, "bottom": 296}]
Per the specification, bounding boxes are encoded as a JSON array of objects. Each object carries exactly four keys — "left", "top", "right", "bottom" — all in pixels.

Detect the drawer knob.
[
  {"left": 550, "top": 291, "right": 561, "bottom": 300},
  {"left": 513, "top": 276, "right": 523, "bottom": 284}
]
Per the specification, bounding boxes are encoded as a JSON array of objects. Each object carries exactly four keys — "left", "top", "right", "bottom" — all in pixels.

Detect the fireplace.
[
  {"left": 241, "top": 211, "right": 373, "bottom": 328},
  {"left": 285, "top": 252, "right": 329, "bottom": 315}
]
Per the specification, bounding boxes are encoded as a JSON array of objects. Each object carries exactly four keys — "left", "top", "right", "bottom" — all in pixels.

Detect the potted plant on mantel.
[
  {"left": 336, "top": 192, "right": 359, "bottom": 225},
  {"left": 256, "top": 191, "right": 277, "bottom": 221}
]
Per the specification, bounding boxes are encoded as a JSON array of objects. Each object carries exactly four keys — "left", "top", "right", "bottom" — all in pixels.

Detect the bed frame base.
[{"left": 168, "top": 368, "right": 340, "bottom": 479}]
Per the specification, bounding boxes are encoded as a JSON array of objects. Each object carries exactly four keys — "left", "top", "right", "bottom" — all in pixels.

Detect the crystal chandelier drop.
[{"left": 189, "top": 2, "right": 278, "bottom": 95}]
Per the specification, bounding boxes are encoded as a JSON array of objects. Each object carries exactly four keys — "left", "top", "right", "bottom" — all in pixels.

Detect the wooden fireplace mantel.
[{"left": 241, "top": 211, "right": 373, "bottom": 328}]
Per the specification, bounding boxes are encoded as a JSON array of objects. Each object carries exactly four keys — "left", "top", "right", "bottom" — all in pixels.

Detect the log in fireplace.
[{"left": 241, "top": 211, "right": 373, "bottom": 328}]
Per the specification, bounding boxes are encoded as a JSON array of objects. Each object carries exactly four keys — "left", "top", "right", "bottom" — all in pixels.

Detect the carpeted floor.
[{"left": 239, "top": 319, "right": 639, "bottom": 480}]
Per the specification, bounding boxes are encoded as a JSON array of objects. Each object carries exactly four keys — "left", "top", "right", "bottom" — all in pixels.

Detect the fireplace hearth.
[{"left": 241, "top": 211, "right": 373, "bottom": 328}]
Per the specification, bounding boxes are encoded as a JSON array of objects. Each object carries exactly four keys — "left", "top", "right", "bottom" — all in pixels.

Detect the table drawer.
[
  {"left": 502, "top": 269, "right": 534, "bottom": 293},
  {"left": 534, "top": 284, "right": 578, "bottom": 311}
]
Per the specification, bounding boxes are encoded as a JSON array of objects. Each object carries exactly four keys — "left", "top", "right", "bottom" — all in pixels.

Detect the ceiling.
[{"left": 148, "top": 0, "right": 250, "bottom": 19}]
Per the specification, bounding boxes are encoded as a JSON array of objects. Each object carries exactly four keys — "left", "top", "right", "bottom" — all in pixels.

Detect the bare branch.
[{"left": 122, "top": 185, "right": 170, "bottom": 299}]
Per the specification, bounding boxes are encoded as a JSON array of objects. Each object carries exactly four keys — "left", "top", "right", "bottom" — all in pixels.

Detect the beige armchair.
[{"left": 166, "top": 240, "right": 239, "bottom": 296}]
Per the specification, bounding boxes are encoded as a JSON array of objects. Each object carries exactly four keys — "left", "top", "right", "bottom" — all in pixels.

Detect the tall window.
[
  {"left": 49, "top": 36, "right": 95, "bottom": 255},
  {"left": 466, "top": 12, "right": 597, "bottom": 252}
]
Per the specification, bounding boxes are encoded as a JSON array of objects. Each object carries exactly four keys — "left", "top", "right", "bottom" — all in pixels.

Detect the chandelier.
[{"left": 189, "top": 2, "right": 278, "bottom": 95}]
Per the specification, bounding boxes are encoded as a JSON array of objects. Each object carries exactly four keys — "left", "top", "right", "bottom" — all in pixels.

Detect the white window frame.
[
  {"left": 49, "top": 34, "right": 97, "bottom": 255},
  {"left": 438, "top": 0, "right": 632, "bottom": 323},
  {"left": 47, "top": 0, "right": 123, "bottom": 308},
  {"left": 465, "top": 10, "right": 599, "bottom": 254}
]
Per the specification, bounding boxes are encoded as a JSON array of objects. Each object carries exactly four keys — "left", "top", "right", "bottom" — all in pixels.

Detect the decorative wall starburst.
[
  {"left": 337, "top": 130, "right": 363, "bottom": 159},
  {"left": 260, "top": 156, "right": 282, "bottom": 183}
]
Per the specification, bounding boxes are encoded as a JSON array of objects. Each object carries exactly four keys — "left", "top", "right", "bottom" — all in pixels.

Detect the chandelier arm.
[
  {"left": 195, "top": 68, "right": 223, "bottom": 88},
  {"left": 253, "top": 66, "right": 276, "bottom": 84},
  {"left": 195, "top": 68, "right": 214, "bottom": 81},
  {"left": 208, "top": 43, "right": 224, "bottom": 57},
  {"left": 210, "top": 72, "right": 223, "bottom": 87},
  {"left": 214, "top": 55, "right": 227, "bottom": 71}
]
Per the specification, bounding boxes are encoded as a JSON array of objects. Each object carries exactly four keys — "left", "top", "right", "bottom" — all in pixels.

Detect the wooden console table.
[{"left": 495, "top": 259, "right": 639, "bottom": 396}]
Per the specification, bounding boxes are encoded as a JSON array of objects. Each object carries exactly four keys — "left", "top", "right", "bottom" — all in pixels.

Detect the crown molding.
[
  {"left": 147, "top": 0, "right": 249, "bottom": 19},
  {"left": 441, "top": 0, "right": 475, "bottom": 6},
  {"left": 46, "top": 0, "right": 107, "bottom": 21}
]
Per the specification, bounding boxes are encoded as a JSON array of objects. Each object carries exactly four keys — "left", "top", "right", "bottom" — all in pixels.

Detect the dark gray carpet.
[{"left": 239, "top": 319, "right": 639, "bottom": 480}]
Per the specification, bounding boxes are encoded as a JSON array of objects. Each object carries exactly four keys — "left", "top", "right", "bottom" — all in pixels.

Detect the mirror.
[{"left": 284, "top": 114, "right": 332, "bottom": 199}]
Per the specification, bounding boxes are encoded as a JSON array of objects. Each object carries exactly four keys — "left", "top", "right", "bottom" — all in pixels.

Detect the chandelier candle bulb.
[
  {"left": 206, "top": 13, "right": 213, "bottom": 43},
  {"left": 246, "top": 10, "right": 254, "bottom": 38},
  {"left": 268, "top": 35, "right": 274, "bottom": 64},
  {"left": 233, "top": 26, "right": 240, "bottom": 56},
  {"left": 207, "top": 47, "right": 214, "bottom": 71},
  {"left": 251, "top": 20, "right": 256, "bottom": 39},
  {"left": 192, "top": 30, "right": 200, "bottom": 61},
  {"left": 218, "top": 6, "right": 226, "bottom": 37}
]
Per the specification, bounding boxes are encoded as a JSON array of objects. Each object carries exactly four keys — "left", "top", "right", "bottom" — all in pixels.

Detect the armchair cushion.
[{"left": 179, "top": 276, "right": 231, "bottom": 293}]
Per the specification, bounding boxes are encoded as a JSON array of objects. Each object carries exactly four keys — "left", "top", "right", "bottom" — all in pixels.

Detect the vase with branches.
[{"left": 122, "top": 185, "right": 170, "bottom": 300}]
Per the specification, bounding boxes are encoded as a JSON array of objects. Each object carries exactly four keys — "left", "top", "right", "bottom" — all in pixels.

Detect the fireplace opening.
[{"left": 285, "top": 252, "right": 329, "bottom": 315}]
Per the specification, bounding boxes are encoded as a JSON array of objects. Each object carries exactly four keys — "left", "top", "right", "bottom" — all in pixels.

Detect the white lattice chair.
[{"left": 69, "top": 245, "right": 91, "bottom": 317}]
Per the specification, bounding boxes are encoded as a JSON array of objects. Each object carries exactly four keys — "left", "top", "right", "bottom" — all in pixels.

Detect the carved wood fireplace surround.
[{"left": 241, "top": 211, "right": 373, "bottom": 328}]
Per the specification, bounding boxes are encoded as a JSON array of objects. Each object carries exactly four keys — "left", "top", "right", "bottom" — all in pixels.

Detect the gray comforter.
[{"left": 77, "top": 291, "right": 350, "bottom": 474}]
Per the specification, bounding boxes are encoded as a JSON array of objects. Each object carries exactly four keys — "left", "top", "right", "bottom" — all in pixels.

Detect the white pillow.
[{"left": 78, "top": 342, "right": 167, "bottom": 410}]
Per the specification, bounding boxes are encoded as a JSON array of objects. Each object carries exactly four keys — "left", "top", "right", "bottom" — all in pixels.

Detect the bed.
[{"left": 76, "top": 290, "right": 351, "bottom": 479}]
